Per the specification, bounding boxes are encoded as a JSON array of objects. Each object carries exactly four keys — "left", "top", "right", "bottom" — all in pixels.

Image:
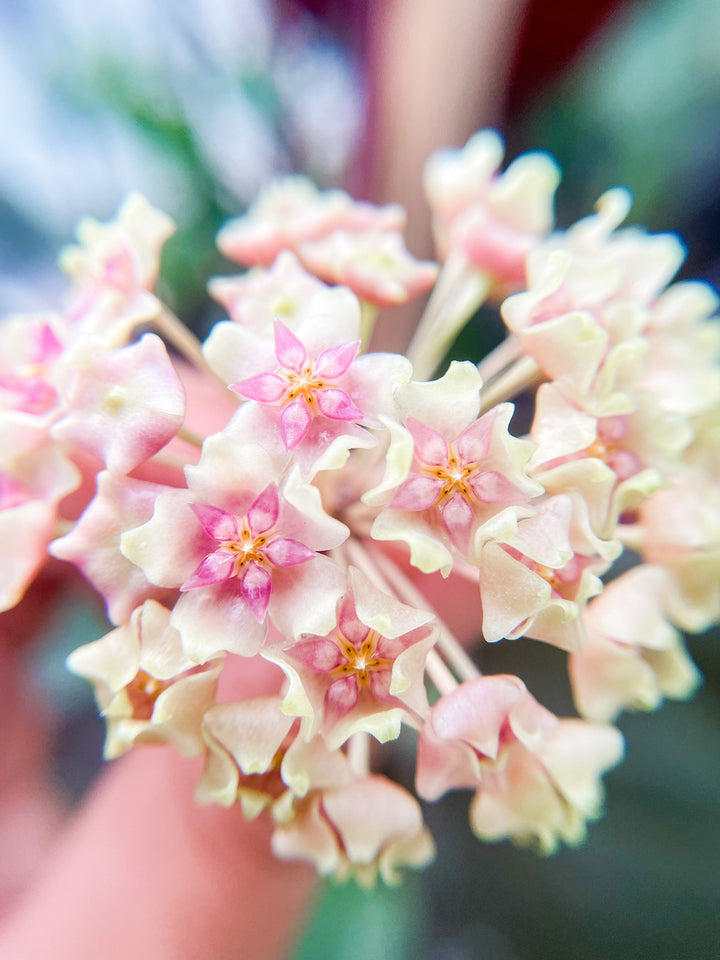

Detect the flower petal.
[
  {"left": 190, "top": 502, "right": 239, "bottom": 541},
  {"left": 315, "top": 388, "right": 363, "bottom": 422},
  {"left": 457, "top": 412, "right": 495, "bottom": 463},
  {"left": 274, "top": 320, "right": 307, "bottom": 372},
  {"left": 263, "top": 537, "right": 315, "bottom": 567},
  {"left": 314, "top": 340, "right": 360, "bottom": 378},
  {"left": 286, "top": 637, "right": 345, "bottom": 672},
  {"left": 181, "top": 550, "right": 237, "bottom": 590},
  {"left": 281, "top": 399, "right": 313, "bottom": 450},
  {"left": 324, "top": 675, "right": 359, "bottom": 727},
  {"left": 469, "top": 470, "right": 524, "bottom": 504},
  {"left": 390, "top": 475, "right": 443, "bottom": 512},
  {"left": 440, "top": 492, "right": 474, "bottom": 552},
  {"left": 240, "top": 560, "right": 273, "bottom": 622},
  {"left": 230, "top": 373, "right": 286, "bottom": 403},
  {"left": 406, "top": 418, "right": 448, "bottom": 466},
  {"left": 247, "top": 484, "right": 279, "bottom": 535}
]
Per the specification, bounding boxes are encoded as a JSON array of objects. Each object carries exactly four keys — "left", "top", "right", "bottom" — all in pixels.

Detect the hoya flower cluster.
[{"left": 3, "top": 131, "right": 717, "bottom": 886}]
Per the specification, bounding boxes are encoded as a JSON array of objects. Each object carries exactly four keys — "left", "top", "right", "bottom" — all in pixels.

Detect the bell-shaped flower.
[
  {"left": 424, "top": 129, "right": 560, "bottom": 283},
  {"left": 469, "top": 716, "right": 624, "bottom": 854},
  {"left": 569, "top": 566, "right": 701, "bottom": 722},
  {"left": 298, "top": 229, "right": 438, "bottom": 307},
  {"left": 196, "top": 698, "right": 353, "bottom": 821},
  {"left": 265, "top": 566, "right": 437, "bottom": 750},
  {"left": 476, "top": 495, "right": 611, "bottom": 650},
  {"left": 416, "top": 673, "right": 623, "bottom": 853},
  {"left": 50, "top": 472, "right": 179, "bottom": 624},
  {"left": 217, "top": 176, "right": 404, "bottom": 267},
  {"left": 271, "top": 775, "right": 435, "bottom": 886},
  {"left": 66, "top": 599, "right": 222, "bottom": 759}
]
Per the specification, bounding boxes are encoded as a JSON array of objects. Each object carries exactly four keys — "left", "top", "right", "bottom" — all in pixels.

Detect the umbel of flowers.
[{"left": 2, "top": 131, "right": 717, "bottom": 885}]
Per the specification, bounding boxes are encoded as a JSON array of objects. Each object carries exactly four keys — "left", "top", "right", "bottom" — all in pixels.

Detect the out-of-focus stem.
[
  {"left": 425, "top": 650, "right": 457, "bottom": 695},
  {"left": 407, "top": 254, "right": 490, "bottom": 380},
  {"left": 154, "top": 307, "right": 231, "bottom": 391},
  {"left": 359, "top": 302, "right": 379, "bottom": 352},
  {"left": 478, "top": 354, "right": 542, "bottom": 411},
  {"left": 476, "top": 333, "right": 523, "bottom": 383},
  {"left": 347, "top": 731, "right": 371, "bottom": 776}
]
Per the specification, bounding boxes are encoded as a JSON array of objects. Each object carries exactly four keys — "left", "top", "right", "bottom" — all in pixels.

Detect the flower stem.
[
  {"left": 407, "top": 253, "right": 490, "bottom": 381},
  {"left": 368, "top": 545, "right": 481, "bottom": 682},
  {"left": 424, "top": 650, "right": 458, "bottom": 696},
  {"left": 347, "top": 731, "right": 371, "bottom": 776},
  {"left": 476, "top": 334, "right": 523, "bottom": 383},
  {"left": 479, "top": 354, "right": 542, "bottom": 411},
  {"left": 154, "top": 307, "right": 231, "bottom": 390}
]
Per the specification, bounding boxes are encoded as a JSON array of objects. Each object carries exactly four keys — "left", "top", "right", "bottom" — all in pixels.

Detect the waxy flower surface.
[{"left": 4, "top": 129, "right": 717, "bottom": 889}]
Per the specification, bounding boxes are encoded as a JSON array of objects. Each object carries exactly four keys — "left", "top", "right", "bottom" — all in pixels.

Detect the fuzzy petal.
[
  {"left": 231, "top": 373, "right": 287, "bottom": 403},
  {"left": 281, "top": 399, "right": 313, "bottom": 450},
  {"left": 406, "top": 418, "right": 448, "bottom": 466},
  {"left": 315, "top": 388, "right": 363, "bottom": 422},
  {"left": 390, "top": 475, "right": 443, "bottom": 512},
  {"left": 274, "top": 321, "right": 307, "bottom": 372},
  {"left": 314, "top": 340, "right": 360, "bottom": 378},
  {"left": 263, "top": 537, "right": 316, "bottom": 567},
  {"left": 247, "top": 484, "right": 279, "bottom": 535}
]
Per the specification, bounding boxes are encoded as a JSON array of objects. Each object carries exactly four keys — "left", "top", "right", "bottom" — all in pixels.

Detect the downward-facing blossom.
[
  {"left": 416, "top": 676, "right": 624, "bottom": 854},
  {"left": 66, "top": 599, "right": 222, "bottom": 759},
  {"left": 476, "top": 495, "right": 612, "bottom": 650},
  {"left": 271, "top": 775, "right": 435, "bottom": 886},
  {"left": 424, "top": 129, "right": 560, "bottom": 289},
  {"left": 569, "top": 565, "right": 701, "bottom": 722},
  {"left": 196, "top": 698, "right": 352, "bottom": 820}
]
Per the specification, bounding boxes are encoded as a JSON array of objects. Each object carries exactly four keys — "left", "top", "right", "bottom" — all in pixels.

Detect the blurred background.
[{"left": 1, "top": 0, "right": 719, "bottom": 957}]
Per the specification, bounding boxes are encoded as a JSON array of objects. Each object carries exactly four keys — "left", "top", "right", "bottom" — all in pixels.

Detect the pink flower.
[
  {"left": 416, "top": 675, "right": 623, "bottom": 853},
  {"left": 266, "top": 567, "right": 437, "bottom": 749},
  {"left": 271, "top": 775, "right": 435, "bottom": 885},
  {"left": 390, "top": 413, "right": 530, "bottom": 553},
  {"left": 181, "top": 484, "right": 316, "bottom": 623},
  {"left": 298, "top": 229, "right": 438, "bottom": 307},
  {"left": 231, "top": 321, "right": 363, "bottom": 450}
]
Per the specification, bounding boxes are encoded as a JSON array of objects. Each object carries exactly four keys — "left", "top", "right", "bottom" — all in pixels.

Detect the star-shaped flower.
[{"left": 231, "top": 321, "right": 363, "bottom": 450}]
